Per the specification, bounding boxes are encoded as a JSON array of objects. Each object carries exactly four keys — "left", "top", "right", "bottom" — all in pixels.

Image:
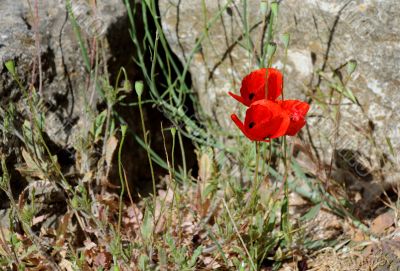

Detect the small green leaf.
[
  {"left": 92, "top": 110, "right": 107, "bottom": 141},
  {"left": 347, "top": 59, "right": 357, "bottom": 75},
  {"left": 385, "top": 137, "right": 395, "bottom": 157},
  {"left": 4, "top": 60, "right": 16, "bottom": 76},
  {"left": 281, "top": 33, "right": 290, "bottom": 49},
  {"left": 301, "top": 203, "right": 321, "bottom": 221},
  {"left": 188, "top": 246, "right": 203, "bottom": 267},
  {"left": 266, "top": 42, "right": 277, "bottom": 58},
  {"left": 343, "top": 86, "right": 358, "bottom": 104},
  {"left": 141, "top": 209, "right": 153, "bottom": 242}
]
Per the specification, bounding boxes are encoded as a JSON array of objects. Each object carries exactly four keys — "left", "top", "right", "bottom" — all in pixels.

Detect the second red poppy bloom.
[{"left": 231, "top": 100, "right": 290, "bottom": 141}]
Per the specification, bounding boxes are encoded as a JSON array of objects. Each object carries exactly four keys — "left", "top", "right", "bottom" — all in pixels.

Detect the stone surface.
[
  {"left": 0, "top": 0, "right": 126, "bottom": 147},
  {"left": 0, "top": 0, "right": 196, "bottom": 197},
  {"left": 0, "top": 0, "right": 134, "bottom": 201},
  {"left": 159, "top": 0, "right": 400, "bottom": 195}
]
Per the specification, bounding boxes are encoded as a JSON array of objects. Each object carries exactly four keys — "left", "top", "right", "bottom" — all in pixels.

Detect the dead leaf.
[
  {"left": 22, "top": 148, "right": 39, "bottom": 170},
  {"left": 370, "top": 211, "right": 395, "bottom": 235},
  {"left": 198, "top": 152, "right": 212, "bottom": 183},
  {"left": 16, "top": 149, "right": 45, "bottom": 179},
  {"left": 93, "top": 251, "right": 112, "bottom": 269},
  {"left": 105, "top": 135, "right": 118, "bottom": 175},
  {"left": 55, "top": 212, "right": 73, "bottom": 247},
  {"left": 0, "top": 226, "right": 11, "bottom": 257},
  {"left": 352, "top": 229, "right": 368, "bottom": 242},
  {"left": 158, "top": 188, "right": 174, "bottom": 203},
  {"left": 32, "top": 214, "right": 49, "bottom": 226},
  {"left": 84, "top": 239, "right": 97, "bottom": 251},
  {"left": 59, "top": 259, "right": 74, "bottom": 271},
  {"left": 81, "top": 171, "right": 93, "bottom": 183}
]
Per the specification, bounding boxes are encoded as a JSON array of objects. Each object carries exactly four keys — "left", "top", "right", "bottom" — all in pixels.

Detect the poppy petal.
[
  {"left": 231, "top": 114, "right": 256, "bottom": 141},
  {"left": 234, "top": 68, "right": 284, "bottom": 106},
  {"left": 265, "top": 68, "right": 283, "bottom": 101},
  {"left": 251, "top": 101, "right": 290, "bottom": 139},
  {"left": 244, "top": 100, "right": 289, "bottom": 140},
  {"left": 270, "top": 113, "right": 290, "bottom": 138},
  {"left": 228, "top": 91, "right": 246, "bottom": 105},
  {"left": 276, "top": 100, "right": 310, "bottom": 136},
  {"left": 279, "top": 100, "right": 310, "bottom": 115},
  {"left": 285, "top": 118, "right": 306, "bottom": 136}
]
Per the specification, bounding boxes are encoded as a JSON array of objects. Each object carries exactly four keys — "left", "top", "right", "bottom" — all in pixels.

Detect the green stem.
[
  {"left": 138, "top": 94, "right": 157, "bottom": 205},
  {"left": 248, "top": 142, "right": 260, "bottom": 208},
  {"left": 117, "top": 126, "right": 128, "bottom": 233},
  {"left": 177, "top": 130, "right": 187, "bottom": 181}
]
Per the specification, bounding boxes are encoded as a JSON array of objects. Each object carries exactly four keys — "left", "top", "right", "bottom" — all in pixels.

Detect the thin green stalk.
[
  {"left": 177, "top": 130, "right": 187, "bottom": 181},
  {"left": 171, "top": 128, "right": 176, "bottom": 180},
  {"left": 261, "top": 2, "right": 278, "bottom": 67},
  {"left": 253, "top": 141, "right": 260, "bottom": 185},
  {"left": 66, "top": 0, "right": 91, "bottom": 73},
  {"left": 260, "top": 142, "right": 268, "bottom": 176},
  {"left": 117, "top": 126, "right": 128, "bottom": 233},
  {"left": 281, "top": 137, "right": 292, "bottom": 244},
  {"left": 281, "top": 33, "right": 290, "bottom": 101},
  {"left": 248, "top": 142, "right": 260, "bottom": 208},
  {"left": 137, "top": 87, "right": 157, "bottom": 205},
  {"left": 155, "top": 124, "right": 174, "bottom": 229},
  {"left": 166, "top": 128, "right": 177, "bottom": 230}
]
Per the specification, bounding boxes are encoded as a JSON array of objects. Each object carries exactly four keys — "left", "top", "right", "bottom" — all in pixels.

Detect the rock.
[
  {"left": 0, "top": 0, "right": 197, "bottom": 197},
  {"left": 0, "top": 0, "right": 126, "bottom": 148},
  {"left": 159, "top": 0, "right": 400, "bottom": 197},
  {"left": 0, "top": 0, "right": 132, "bottom": 201}
]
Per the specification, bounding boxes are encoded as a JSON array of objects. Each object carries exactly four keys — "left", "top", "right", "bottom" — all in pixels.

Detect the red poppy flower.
[
  {"left": 228, "top": 68, "right": 283, "bottom": 106},
  {"left": 276, "top": 100, "right": 310, "bottom": 136},
  {"left": 231, "top": 100, "right": 290, "bottom": 141}
]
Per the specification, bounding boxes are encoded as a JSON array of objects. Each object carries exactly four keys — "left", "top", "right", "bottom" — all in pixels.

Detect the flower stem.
[
  {"left": 138, "top": 93, "right": 157, "bottom": 206},
  {"left": 281, "top": 136, "right": 292, "bottom": 244},
  {"left": 248, "top": 141, "right": 260, "bottom": 208}
]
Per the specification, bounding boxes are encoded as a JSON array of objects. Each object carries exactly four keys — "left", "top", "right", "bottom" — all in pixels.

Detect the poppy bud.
[
  {"left": 123, "top": 80, "right": 132, "bottom": 93},
  {"left": 170, "top": 127, "right": 177, "bottom": 137},
  {"left": 121, "top": 125, "right": 128, "bottom": 136},
  {"left": 135, "top": 81, "right": 144, "bottom": 97}
]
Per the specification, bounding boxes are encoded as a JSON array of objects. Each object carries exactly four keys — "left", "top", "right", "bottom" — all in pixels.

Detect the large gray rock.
[
  {"left": 0, "top": 0, "right": 196, "bottom": 197},
  {"left": 0, "top": 0, "right": 128, "bottom": 197},
  {"left": 0, "top": 0, "right": 126, "bottom": 147},
  {"left": 159, "top": 0, "right": 400, "bottom": 198}
]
